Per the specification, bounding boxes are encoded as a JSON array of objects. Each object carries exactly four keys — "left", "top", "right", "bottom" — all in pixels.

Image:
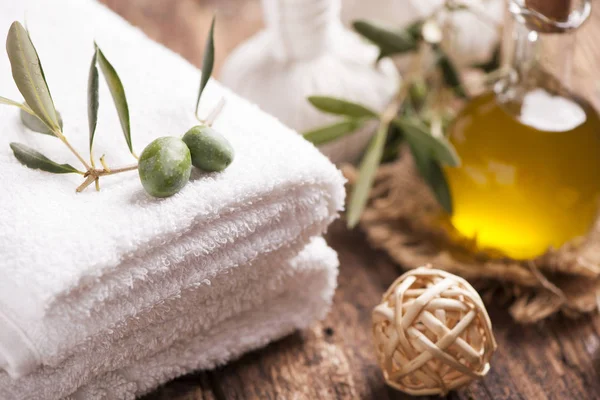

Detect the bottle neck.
[
  {"left": 262, "top": 0, "right": 342, "bottom": 61},
  {"left": 495, "top": 0, "right": 591, "bottom": 127}
]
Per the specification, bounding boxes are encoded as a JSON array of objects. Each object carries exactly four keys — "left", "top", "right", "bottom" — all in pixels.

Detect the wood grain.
[
  {"left": 98, "top": 1, "right": 600, "bottom": 398},
  {"left": 142, "top": 224, "right": 600, "bottom": 400}
]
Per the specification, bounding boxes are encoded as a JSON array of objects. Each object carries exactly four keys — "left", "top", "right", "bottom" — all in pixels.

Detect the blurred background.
[
  {"left": 99, "top": 0, "right": 600, "bottom": 103},
  {"left": 100, "top": 0, "right": 263, "bottom": 75}
]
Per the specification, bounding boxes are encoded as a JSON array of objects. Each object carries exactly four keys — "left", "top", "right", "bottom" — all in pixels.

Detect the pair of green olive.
[{"left": 138, "top": 125, "right": 234, "bottom": 197}]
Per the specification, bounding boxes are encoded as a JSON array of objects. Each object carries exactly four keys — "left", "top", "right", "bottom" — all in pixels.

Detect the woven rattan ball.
[{"left": 372, "top": 266, "right": 497, "bottom": 396}]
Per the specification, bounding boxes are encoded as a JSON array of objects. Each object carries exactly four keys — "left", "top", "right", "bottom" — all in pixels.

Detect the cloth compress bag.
[{"left": 220, "top": 0, "right": 399, "bottom": 164}]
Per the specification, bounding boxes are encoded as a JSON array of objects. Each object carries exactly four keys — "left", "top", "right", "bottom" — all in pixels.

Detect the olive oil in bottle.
[{"left": 444, "top": 0, "right": 600, "bottom": 259}]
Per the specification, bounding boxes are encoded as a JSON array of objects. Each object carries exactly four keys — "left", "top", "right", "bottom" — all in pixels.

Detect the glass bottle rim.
[{"left": 510, "top": 0, "right": 591, "bottom": 32}]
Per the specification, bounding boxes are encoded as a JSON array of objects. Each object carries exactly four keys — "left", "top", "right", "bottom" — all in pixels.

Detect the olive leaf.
[
  {"left": 95, "top": 44, "right": 133, "bottom": 154},
  {"left": 303, "top": 119, "right": 365, "bottom": 146},
  {"left": 405, "top": 20, "right": 424, "bottom": 41},
  {"left": 473, "top": 44, "right": 501, "bottom": 73},
  {"left": 20, "top": 106, "right": 63, "bottom": 135},
  {"left": 196, "top": 15, "right": 216, "bottom": 119},
  {"left": 407, "top": 139, "right": 453, "bottom": 214},
  {"left": 435, "top": 47, "right": 468, "bottom": 99},
  {"left": 6, "top": 21, "right": 61, "bottom": 133},
  {"left": 394, "top": 117, "right": 459, "bottom": 167},
  {"left": 445, "top": 3, "right": 469, "bottom": 11},
  {"left": 88, "top": 49, "right": 99, "bottom": 151},
  {"left": 408, "top": 79, "right": 428, "bottom": 110},
  {"left": 10, "top": 142, "right": 81, "bottom": 174},
  {"left": 308, "top": 96, "right": 378, "bottom": 119},
  {"left": 347, "top": 122, "right": 388, "bottom": 228},
  {"left": 381, "top": 122, "right": 404, "bottom": 163},
  {"left": 353, "top": 20, "right": 418, "bottom": 61}
]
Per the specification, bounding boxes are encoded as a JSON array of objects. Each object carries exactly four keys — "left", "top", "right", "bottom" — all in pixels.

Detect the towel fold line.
[
  {"left": 0, "top": 306, "right": 40, "bottom": 378},
  {"left": 0, "top": 239, "right": 339, "bottom": 400},
  {"left": 47, "top": 179, "right": 341, "bottom": 314}
]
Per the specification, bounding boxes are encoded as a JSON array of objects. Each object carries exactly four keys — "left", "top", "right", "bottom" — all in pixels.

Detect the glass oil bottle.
[{"left": 444, "top": 0, "right": 600, "bottom": 259}]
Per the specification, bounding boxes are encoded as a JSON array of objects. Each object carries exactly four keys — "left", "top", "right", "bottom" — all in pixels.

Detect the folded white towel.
[
  {"left": 0, "top": 0, "right": 344, "bottom": 382},
  {"left": 0, "top": 238, "right": 339, "bottom": 400}
]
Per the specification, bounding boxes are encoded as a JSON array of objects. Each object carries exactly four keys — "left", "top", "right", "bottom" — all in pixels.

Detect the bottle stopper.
[{"left": 526, "top": 0, "right": 572, "bottom": 22}]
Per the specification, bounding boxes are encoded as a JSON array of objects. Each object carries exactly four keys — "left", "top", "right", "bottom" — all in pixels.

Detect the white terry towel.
[
  {"left": 0, "top": 238, "right": 339, "bottom": 400},
  {"left": 0, "top": 0, "right": 344, "bottom": 384}
]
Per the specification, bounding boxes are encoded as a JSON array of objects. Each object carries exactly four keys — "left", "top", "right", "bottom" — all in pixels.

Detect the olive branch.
[
  {"left": 1, "top": 16, "right": 223, "bottom": 196},
  {"left": 303, "top": 1, "right": 502, "bottom": 228}
]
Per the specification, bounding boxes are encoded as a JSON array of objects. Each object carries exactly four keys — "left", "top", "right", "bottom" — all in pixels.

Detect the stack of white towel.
[{"left": 0, "top": 0, "right": 345, "bottom": 398}]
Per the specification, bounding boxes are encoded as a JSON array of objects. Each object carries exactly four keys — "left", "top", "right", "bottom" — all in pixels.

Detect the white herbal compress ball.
[
  {"left": 342, "top": 0, "right": 504, "bottom": 67},
  {"left": 220, "top": 0, "right": 399, "bottom": 164},
  {"left": 341, "top": 0, "right": 423, "bottom": 27},
  {"left": 372, "top": 267, "right": 497, "bottom": 396}
]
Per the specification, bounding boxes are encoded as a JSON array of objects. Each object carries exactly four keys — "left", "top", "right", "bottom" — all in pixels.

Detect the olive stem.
[
  {"left": 89, "top": 149, "right": 100, "bottom": 191},
  {"left": 101, "top": 164, "right": 138, "bottom": 175},
  {"left": 84, "top": 164, "right": 138, "bottom": 178},
  {"left": 76, "top": 163, "right": 138, "bottom": 192},
  {"left": 90, "top": 149, "right": 96, "bottom": 169},
  {"left": 76, "top": 175, "right": 96, "bottom": 192},
  {"left": 100, "top": 155, "right": 111, "bottom": 172},
  {"left": 55, "top": 130, "right": 92, "bottom": 171}
]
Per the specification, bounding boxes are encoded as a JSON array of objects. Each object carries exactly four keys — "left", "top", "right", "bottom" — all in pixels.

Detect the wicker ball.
[{"left": 372, "top": 266, "right": 497, "bottom": 396}]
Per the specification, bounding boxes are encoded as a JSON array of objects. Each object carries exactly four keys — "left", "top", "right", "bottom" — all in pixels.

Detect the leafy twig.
[
  {"left": 2, "top": 16, "right": 225, "bottom": 197},
  {"left": 2, "top": 22, "right": 141, "bottom": 191},
  {"left": 75, "top": 163, "right": 138, "bottom": 193},
  {"left": 346, "top": 88, "right": 408, "bottom": 228}
]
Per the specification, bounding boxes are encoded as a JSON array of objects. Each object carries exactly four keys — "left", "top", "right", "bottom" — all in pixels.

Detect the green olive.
[
  {"left": 20, "top": 107, "right": 63, "bottom": 135},
  {"left": 182, "top": 125, "right": 234, "bottom": 172},
  {"left": 138, "top": 137, "right": 192, "bottom": 198}
]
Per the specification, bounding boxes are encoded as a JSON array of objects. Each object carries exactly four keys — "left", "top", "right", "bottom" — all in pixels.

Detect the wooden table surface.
[{"left": 99, "top": 1, "right": 600, "bottom": 399}]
